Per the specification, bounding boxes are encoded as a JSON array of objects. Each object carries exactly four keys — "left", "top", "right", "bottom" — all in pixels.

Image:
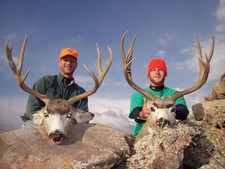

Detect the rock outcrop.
[
  {"left": 205, "top": 73, "right": 225, "bottom": 101},
  {"left": 126, "top": 121, "right": 201, "bottom": 169},
  {"left": 126, "top": 78, "right": 225, "bottom": 169},
  {"left": 0, "top": 123, "right": 130, "bottom": 169},
  {"left": 192, "top": 99, "right": 225, "bottom": 127},
  {"left": 185, "top": 98, "right": 225, "bottom": 168}
]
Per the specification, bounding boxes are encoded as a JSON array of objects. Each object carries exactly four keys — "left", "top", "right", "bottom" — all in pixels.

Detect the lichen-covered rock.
[
  {"left": 192, "top": 99, "right": 225, "bottom": 128},
  {"left": 0, "top": 123, "right": 130, "bottom": 169},
  {"left": 183, "top": 122, "right": 225, "bottom": 168},
  {"left": 199, "top": 151, "right": 225, "bottom": 169},
  {"left": 126, "top": 121, "right": 201, "bottom": 169},
  {"left": 205, "top": 73, "right": 225, "bottom": 101},
  {"left": 126, "top": 118, "right": 225, "bottom": 169},
  {"left": 192, "top": 103, "right": 205, "bottom": 121},
  {"left": 184, "top": 97, "right": 225, "bottom": 168}
]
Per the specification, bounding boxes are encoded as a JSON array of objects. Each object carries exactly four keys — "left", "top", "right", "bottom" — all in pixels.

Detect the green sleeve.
[
  {"left": 174, "top": 94, "right": 188, "bottom": 108},
  {"left": 129, "top": 92, "right": 144, "bottom": 119},
  {"left": 164, "top": 87, "right": 188, "bottom": 108}
]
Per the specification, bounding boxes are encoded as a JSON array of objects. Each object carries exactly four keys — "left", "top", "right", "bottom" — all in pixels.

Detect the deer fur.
[
  {"left": 32, "top": 99, "right": 94, "bottom": 144},
  {"left": 135, "top": 97, "right": 176, "bottom": 142}
]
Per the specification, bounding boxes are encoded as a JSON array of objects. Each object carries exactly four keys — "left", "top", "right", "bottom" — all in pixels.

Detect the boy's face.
[{"left": 149, "top": 68, "right": 166, "bottom": 86}]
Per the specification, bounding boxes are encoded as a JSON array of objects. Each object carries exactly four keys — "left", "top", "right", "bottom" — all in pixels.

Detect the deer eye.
[
  {"left": 171, "top": 108, "right": 176, "bottom": 113},
  {"left": 150, "top": 107, "right": 155, "bottom": 112},
  {"left": 44, "top": 112, "right": 49, "bottom": 118},
  {"left": 67, "top": 113, "right": 72, "bottom": 119}
]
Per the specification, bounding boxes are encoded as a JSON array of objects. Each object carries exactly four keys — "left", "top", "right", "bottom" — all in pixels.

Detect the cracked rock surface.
[{"left": 0, "top": 123, "right": 130, "bottom": 169}]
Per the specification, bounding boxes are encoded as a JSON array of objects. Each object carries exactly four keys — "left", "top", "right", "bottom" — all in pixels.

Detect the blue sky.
[{"left": 0, "top": 0, "right": 225, "bottom": 133}]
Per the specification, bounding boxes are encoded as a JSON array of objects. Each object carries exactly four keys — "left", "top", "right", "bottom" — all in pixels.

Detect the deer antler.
[
  {"left": 5, "top": 36, "right": 50, "bottom": 105},
  {"left": 120, "top": 31, "right": 156, "bottom": 101},
  {"left": 172, "top": 35, "right": 215, "bottom": 100},
  {"left": 67, "top": 43, "right": 113, "bottom": 105}
]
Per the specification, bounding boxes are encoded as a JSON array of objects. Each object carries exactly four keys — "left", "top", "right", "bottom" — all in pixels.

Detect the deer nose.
[
  {"left": 156, "top": 118, "right": 171, "bottom": 128},
  {"left": 49, "top": 130, "right": 65, "bottom": 143}
]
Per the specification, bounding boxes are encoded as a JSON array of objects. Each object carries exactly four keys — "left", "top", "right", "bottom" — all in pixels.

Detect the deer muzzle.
[
  {"left": 156, "top": 118, "right": 171, "bottom": 128},
  {"left": 49, "top": 130, "right": 65, "bottom": 144}
]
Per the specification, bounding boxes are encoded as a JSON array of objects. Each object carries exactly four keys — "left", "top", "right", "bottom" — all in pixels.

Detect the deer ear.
[
  {"left": 70, "top": 108, "right": 94, "bottom": 123},
  {"left": 32, "top": 110, "right": 44, "bottom": 125}
]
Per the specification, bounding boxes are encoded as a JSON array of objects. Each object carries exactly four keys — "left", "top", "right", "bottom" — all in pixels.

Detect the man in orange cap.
[
  {"left": 129, "top": 58, "right": 189, "bottom": 137},
  {"left": 21, "top": 48, "right": 88, "bottom": 127}
]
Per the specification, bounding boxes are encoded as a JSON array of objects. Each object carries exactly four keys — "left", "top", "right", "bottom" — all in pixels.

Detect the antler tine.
[
  {"left": 68, "top": 44, "right": 113, "bottom": 105},
  {"left": 206, "top": 35, "right": 215, "bottom": 63},
  {"left": 5, "top": 36, "right": 50, "bottom": 105},
  {"left": 172, "top": 35, "right": 215, "bottom": 101},
  {"left": 96, "top": 43, "right": 103, "bottom": 73},
  {"left": 121, "top": 30, "right": 137, "bottom": 65},
  {"left": 120, "top": 30, "right": 128, "bottom": 63},
  {"left": 17, "top": 35, "right": 27, "bottom": 75},
  {"left": 96, "top": 44, "right": 113, "bottom": 85},
  {"left": 120, "top": 31, "right": 156, "bottom": 101}
]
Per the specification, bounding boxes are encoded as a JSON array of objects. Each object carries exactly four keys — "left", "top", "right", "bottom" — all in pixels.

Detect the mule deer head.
[
  {"left": 121, "top": 31, "right": 214, "bottom": 141},
  {"left": 6, "top": 36, "right": 113, "bottom": 144}
]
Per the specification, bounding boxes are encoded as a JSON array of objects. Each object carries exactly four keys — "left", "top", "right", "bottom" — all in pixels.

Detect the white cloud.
[
  {"left": 5, "top": 34, "right": 17, "bottom": 41},
  {"left": 158, "top": 34, "right": 172, "bottom": 46},
  {"left": 156, "top": 50, "right": 166, "bottom": 57},
  {"left": 75, "top": 74, "right": 94, "bottom": 87},
  {"left": 68, "top": 35, "right": 83, "bottom": 44},
  {"left": 158, "top": 38, "right": 168, "bottom": 46},
  {"left": 215, "top": 0, "right": 225, "bottom": 32},
  {"left": 209, "top": 34, "right": 225, "bottom": 81},
  {"left": 180, "top": 48, "right": 192, "bottom": 55},
  {"left": 89, "top": 97, "right": 135, "bottom": 133},
  {"left": 176, "top": 34, "right": 225, "bottom": 82},
  {"left": 0, "top": 96, "right": 26, "bottom": 132}
]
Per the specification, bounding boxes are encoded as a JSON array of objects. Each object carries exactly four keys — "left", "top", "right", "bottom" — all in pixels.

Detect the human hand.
[{"left": 138, "top": 97, "right": 150, "bottom": 120}]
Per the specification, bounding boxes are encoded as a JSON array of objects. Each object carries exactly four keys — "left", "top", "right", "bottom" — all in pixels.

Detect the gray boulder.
[{"left": 0, "top": 123, "right": 130, "bottom": 169}]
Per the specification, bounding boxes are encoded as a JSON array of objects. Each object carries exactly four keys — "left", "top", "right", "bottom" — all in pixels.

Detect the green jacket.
[
  {"left": 129, "top": 86, "right": 187, "bottom": 137},
  {"left": 21, "top": 73, "right": 88, "bottom": 121}
]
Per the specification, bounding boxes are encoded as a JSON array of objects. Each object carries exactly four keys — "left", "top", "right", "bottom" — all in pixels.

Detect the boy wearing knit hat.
[
  {"left": 21, "top": 48, "right": 88, "bottom": 127},
  {"left": 129, "top": 58, "right": 189, "bottom": 137}
]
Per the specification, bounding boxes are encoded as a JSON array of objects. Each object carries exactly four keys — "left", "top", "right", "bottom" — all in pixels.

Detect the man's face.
[
  {"left": 149, "top": 68, "right": 166, "bottom": 86},
  {"left": 58, "top": 55, "right": 77, "bottom": 76}
]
